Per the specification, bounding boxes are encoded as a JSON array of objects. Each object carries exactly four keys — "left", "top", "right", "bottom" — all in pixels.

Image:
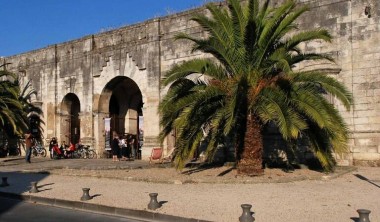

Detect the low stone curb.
[{"left": 0, "top": 191, "right": 210, "bottom": 222}]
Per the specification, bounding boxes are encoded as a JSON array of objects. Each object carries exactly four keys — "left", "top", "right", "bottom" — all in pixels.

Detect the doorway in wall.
[
  {"left": 61, "top": 93, "right": 80, "bottom": 144},
  {"left": 101, "top": 76, "right": 143, "bottom": 159}
]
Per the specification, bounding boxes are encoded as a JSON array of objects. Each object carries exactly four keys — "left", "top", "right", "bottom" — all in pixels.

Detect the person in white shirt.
[{"left": 120, "top": 135, "right": 127, "bottom": 160}]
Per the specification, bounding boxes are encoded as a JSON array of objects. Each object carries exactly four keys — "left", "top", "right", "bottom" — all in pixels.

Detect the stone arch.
[
  {"left": 97, "top": 76, "right": 143, "bottom": 157},
  {"left": 60, "top": 93, "right": 81, "bottom": 144}
]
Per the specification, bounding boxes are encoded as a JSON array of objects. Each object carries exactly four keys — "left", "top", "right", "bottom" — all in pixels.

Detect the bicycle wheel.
[
  {"left": 79, "top": 150, "right": 86, "bottom": 159},
  {"left": 73, "top": 150, "right": 81, "bottom": 159},
  {"left": 88, "top": 150, "right": 97, "bottom": 159},
  {"left": 40, "top": 148, "right": 47, "bottom": 157},
  {"left": 32, "top": 148, "right": 38, "bottom": 157}
]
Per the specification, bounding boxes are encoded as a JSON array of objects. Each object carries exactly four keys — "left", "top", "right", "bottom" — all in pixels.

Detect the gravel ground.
[{"left": 0, "top": 165, "right": 378, "bottom": 222}]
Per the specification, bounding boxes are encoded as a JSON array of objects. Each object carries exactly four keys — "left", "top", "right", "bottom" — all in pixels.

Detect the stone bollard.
[
  {"left": 0, "top": 177, "right": 9, "bottom": 187},
  {"left": 148, "top": 193, "right": 161, "bottom": 210},
  {"left": 80, "top": 188, "right": 92, "bottom": 201},
  {"left": 239, "top": 204, "right": 255, "bottom": 222},
  {"left": 357, "top": 209, "right": 371, "bottom": 222},
  {"left": 29, "top": 181, "right": 39, "bottom": 193}
]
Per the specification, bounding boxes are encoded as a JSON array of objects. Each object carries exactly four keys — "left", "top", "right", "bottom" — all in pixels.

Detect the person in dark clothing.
[
  {"left": 125, "top": 134, "right": 132, "bottom": 160},
  {"left": 68, "top": 142, "right": 76, "bottom": 156},
  {"left": 49, "top": 137, "right": 58, "bottom": 159},
  {"left": 111, "top": 131, "right": 120, "bottom": 161},
  {"left": 25, "top": 131, "right": 33, "bottom": 163},
  {"left": 128, "top": 134, "right": 136, "bottom": 160}
]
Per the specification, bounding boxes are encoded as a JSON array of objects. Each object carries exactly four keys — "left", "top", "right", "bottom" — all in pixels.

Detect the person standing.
[
  {"left": 49, "top": 137, "right": 58, "bottom": 159},
  {"left": 120, "top": 135, "right": 127, "bottom": 160},
  {"left": 66, "top": 142, "right": 76, "bottom": 158},
  {"left": 129, "top": 135, "right": 136, "bottom": 160},
  {"left": 111, "top": 131, "right": 120, "bottom": 161},
  {"left": 60, "top": 141, "right": 69, "bottom": 158},
  {"left": 25, "top": 131, "right": 33, "bottom": 163}
]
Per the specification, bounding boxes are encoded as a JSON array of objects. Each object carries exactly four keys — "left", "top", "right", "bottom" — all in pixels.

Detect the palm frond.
[
  {"left": 285, "top": 29, "right": 332, "bottom": 51},
  {"left": 291, "top": 71, "right": 353, "bottom": 110}
]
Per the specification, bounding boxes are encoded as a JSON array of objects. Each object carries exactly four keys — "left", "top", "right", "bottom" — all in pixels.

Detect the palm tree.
[
  {"left": 0, "top": 70, "right": 25, "bottom": 136},
  {"left": 0, "top": 70, "right": 43, "bottom": 154},
  {"left": 159, "top": 0, "right": 352, "bottom": 175},
  {"left": 15, "top": 77, "right": 43, "bottom": 139}
]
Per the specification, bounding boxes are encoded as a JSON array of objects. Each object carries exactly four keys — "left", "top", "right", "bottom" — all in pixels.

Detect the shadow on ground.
[
  {"left": 0, "top": 171, "right": 50, "bottom": 216},
  {"left": 180, "top": 161, "right": 326, "bottom": 177},
  {"left": 181, "top": 163, "right": 228, "bottom": 175},
  {"left": 354, "top": 174, "right": 380, "bottom": 188}
]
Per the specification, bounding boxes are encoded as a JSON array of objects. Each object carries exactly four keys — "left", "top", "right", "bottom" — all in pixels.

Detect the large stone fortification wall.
[
  {"left": 302, "top": 0, "right": 380, "bottom": 166},
  {"left": 3, "top": 0, "right": 380, "bottom": 165}
]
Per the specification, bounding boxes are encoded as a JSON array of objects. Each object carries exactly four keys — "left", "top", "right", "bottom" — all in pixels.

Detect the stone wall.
[
  {"left": 3, "top": 0, "right": 380, "bottom": 165},
  {"left": 303, "top": 0, "right": 380, "bottom": 166}
]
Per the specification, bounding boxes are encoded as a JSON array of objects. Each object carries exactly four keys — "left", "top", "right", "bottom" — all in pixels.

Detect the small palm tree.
[
  {"left": 159, "top": 0, "right": 352, "bottom": 175},
  {"left": 0, "top": 70, "right": 43, "bottom": 153},
  {"left": 16, "top": 78, "right": 44, "bottom": 142},
  {"left": 0, "top": 70, "right": 25, "bottom": 135}
]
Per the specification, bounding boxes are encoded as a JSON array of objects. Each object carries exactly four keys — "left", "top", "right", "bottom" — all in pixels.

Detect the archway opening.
[
  {"left": 109, "top": 94, "right": 121, "bottom": 135},
  {"left": 100, "top": 76, "right": 143, "bottom": 158},
  {"left": 61, "top": 93, "right": 81, "bottom": 145}
]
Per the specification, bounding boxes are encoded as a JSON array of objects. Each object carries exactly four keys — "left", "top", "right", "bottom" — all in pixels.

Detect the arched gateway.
[
  {"left": 90, "top": 53, "right": 159, "bottom": 159},
  {"left": 60, "top": 93, "right": 81, "bottom": 145},
  {"left": 97, "top": 76, "right": 143, "bottom": 157}
]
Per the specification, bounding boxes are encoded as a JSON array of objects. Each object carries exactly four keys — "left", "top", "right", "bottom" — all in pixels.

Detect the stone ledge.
[{"left": 353, "top": 160, "right": 380, "bottom": 167}]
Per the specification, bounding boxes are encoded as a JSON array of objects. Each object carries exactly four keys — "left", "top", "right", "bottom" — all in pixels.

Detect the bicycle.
[
  {"left": 83, "top": 145, "right": 97, "bottom": 159},
  {"left": 74, "top": 144, "right": 97, "bottom": 159},
  {"left": 31, "top": 141, "right": 47, "bottom": 157},
  {"left": 1, "top": 141, "right": 21, "bottom": 156}
]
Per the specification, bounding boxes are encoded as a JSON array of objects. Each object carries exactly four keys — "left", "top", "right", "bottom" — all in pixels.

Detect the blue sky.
[{"left": 0, "top": 0, "right": 218, "bottom": 57}]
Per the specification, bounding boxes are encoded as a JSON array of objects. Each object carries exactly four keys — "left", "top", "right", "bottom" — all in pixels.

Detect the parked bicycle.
[
  {"left": 0, "top": 141, "right": 21, "bottom": 157},
  {"left": 73, "top": 144, "right": 97, "bottom": 159},
  {"left": 31, "top": 140, "right": 47, "bottom": 157}
]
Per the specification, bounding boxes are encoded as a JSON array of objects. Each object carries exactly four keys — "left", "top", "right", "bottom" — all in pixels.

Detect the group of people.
[
  {"left": 23, "top": 132, "right": 77, "bottom": 163},
  {"left": 111, "top": 131, "right": 136, "bottom": 161},
  {"left": 24, "top": 131, "right": 138, "bottom": 163},
  {"left": 48, "top": 137, "right": 76, "bottom": 159}
]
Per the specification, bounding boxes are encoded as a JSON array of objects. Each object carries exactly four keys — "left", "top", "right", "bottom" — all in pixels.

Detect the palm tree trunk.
[{"left": 237, "top": 115, "right": 264, "bottom": 176}]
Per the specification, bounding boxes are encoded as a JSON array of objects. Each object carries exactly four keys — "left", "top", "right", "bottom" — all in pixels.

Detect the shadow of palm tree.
[
  {"left": 37, "top": 183, "right": 54, "bottom": 188},
  {"left": 37, "top": 188, "right": 52, "bottom": 192},
  {"left": 180, "top": 161, "right": 238, "bottom": 176},
  {"left": 354, "top": 174, "right": 380, "bottom": 188},
  {"left": 181, "top": 163, "right": 221, "bottom": 175},
  {"left": 217, "top": 167, "right": 235, "bottom": 177}
]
